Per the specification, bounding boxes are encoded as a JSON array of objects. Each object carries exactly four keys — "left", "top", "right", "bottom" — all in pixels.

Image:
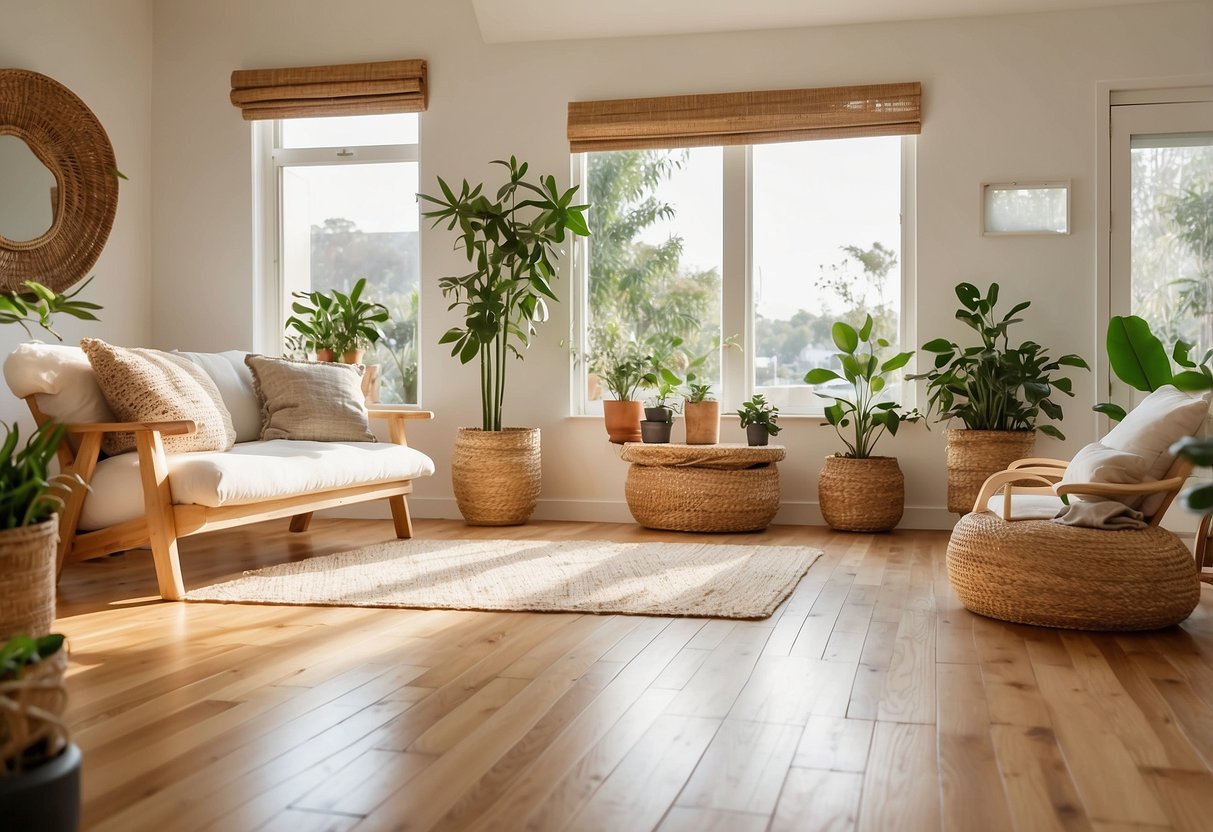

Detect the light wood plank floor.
[{"left": 55, "top": 518, "right": 1213, "bottom": 831}]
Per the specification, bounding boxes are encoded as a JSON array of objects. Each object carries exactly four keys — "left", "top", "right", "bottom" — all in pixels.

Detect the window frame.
[
  {"left": 570, "top": 135, "right": 916, "bottom": 417},
  {"left": 252, "top": 118, "right": 420, "bottom": 357}
]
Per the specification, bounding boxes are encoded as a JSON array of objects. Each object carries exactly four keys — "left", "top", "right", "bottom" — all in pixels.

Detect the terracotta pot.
[
  {"left": 945, "top": 428, "right": 1036, "bottom": 514},
  {"left": 603, "top": 400, "right": 643, "bottom": 444},
  {"left": 0, "top": 517, "right": 59, "bottom": 638},
  {"left": 314, "top": 348, "right": 336, "bottom": 363},
  {"left": 341, "top": 348, "right": 365, "bottom": 364},
  {"left": 683, "top": 401, "right": 720, "bottom": 445},
  {"left": 451, "top": 427, "right": 541, "bottom": 525},
  {"left": 818, "top": 456, "right": 905, "bottom": 532}
]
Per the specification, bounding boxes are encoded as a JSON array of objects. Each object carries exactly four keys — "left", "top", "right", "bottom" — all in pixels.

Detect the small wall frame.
[{"left": 981, "top": 180, "right": 1070, "bottom": 236}]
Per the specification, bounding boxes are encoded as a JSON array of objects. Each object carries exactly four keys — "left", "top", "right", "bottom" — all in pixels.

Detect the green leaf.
[
  {"left": 1093, "top": 402, "right": 1127, "bottom": 422},
  {"left": 1173, "top": 436, "right": 1213, "bottom": 466},
  {"left": 956, "top": 282, "right": 980, "bottom": 310},
  {"left": 1173, "top": 339, "right": 1197, "bottom": 369},
  {"left": 922, "top": 338, "right": 953, "bottom": 353},
  {"left": 1182, "top": 482, "right": 1213, "bottom": 512},
  {"left": 832, "top": 322, "right": 859, "bottom": 354},
  {"left": 1105, "top": 315, "right": 1172, "bottom": 392},
  {"left": 804, "top": 368, "right": 841, "bottom": 385},
  {"left": 858, "top": 315, "right": 873, "bottom": 342},
  {"left": 880, "top": 352, "right": 912, "bottom": 373},
  {"left": 1173, "top": 370, "right": 1213, "bottom": 392},
  {"left": 1038, "top": 424, "right": 1065, "bottom": 440}
]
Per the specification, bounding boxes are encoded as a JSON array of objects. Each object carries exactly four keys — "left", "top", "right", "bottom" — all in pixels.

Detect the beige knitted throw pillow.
[
  {"left": 244, "top": 354, "right": 376, "bottom": 442},
  {"left": 80, "top": 338, "right": 237, "bottom": 456}
]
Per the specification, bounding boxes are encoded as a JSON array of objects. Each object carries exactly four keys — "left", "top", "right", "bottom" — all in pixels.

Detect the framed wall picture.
[{"left": 981, "top": 180, "right": 1070, "bottom": 235}]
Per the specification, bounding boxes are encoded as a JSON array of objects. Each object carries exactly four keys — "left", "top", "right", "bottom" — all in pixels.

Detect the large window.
[
  {"left": 259, "top": 113, "right": 421, "bottom": 404},
  {"left": 578, "top": 135, "right": 910, "bottom": 415}
]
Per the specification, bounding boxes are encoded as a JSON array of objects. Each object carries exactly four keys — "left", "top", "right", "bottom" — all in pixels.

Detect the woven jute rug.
[{"left": 184, "top": 538, "right": 821, "bottom": 620}]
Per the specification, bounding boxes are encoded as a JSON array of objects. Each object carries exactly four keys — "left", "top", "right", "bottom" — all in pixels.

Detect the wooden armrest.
[
  {"left": 67, "top": 419, "right": 197, "bottom": 437},
  {"left": 1009, "top": 457, "right": 1069, "bottom": 470},
  {"left": 1055, "top": 476, "right": 1186, "bottom": 499},
  {"left": 367, "top": 409, "right": 434, "bottom": 421},
  {"left": 972, "top": 470, "right": 1061, "bottom": 513}
]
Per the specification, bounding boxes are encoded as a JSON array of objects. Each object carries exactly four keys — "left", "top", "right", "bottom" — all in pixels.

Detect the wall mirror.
[{"left": 0, "top": 68, "right": 118, "bottom": 292}]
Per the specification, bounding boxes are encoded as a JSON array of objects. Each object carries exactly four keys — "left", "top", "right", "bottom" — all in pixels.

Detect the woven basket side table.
[
  {"left": 619, "top": 443, "right": 786, "bottom": 533},
  {"left": 947, "top": 511, "right": 1200, "bottom": 631}
]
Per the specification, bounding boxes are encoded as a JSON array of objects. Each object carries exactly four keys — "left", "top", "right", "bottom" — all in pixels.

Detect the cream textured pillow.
[
  {"left": 1058, "top": 441, "right": 1150, "bottom": 505},
  {"left": 245, "top": 355, "right": 376, "bottom": 442},
  {"left": 80, "top": 339, "right": 237, "bottom": 456}
]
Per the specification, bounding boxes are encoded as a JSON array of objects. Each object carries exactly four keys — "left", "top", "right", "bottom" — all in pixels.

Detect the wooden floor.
[{"left": 55, "top": 518, "right": 1213, "bottom": 832}]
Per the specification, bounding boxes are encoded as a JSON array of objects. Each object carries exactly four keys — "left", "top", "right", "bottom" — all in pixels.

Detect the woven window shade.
[
  {"left": 230, "top": 59, "right": 427, "bottom": 121},
  {"left": 568, "top": 82, "right": 921, "bottom": 152}
]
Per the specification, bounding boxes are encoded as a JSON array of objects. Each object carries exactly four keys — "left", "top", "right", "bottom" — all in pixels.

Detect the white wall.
[
  {"left": 0, "top": 0, "right": 154, "bottom": 429},
  {"left": 150, "top": 0, "right": 1213, "bottom": 528}
]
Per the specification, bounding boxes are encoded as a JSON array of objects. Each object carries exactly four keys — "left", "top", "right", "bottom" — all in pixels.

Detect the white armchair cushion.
[
  {"left": 985, "top": 493, "right": 1065, "bottom": 521},
  {"left": 79, "top": 439, "right": 435, "bottom": 530},
  {"left": 1058, "top": 441, "right": 1150, "bottom": 505}
]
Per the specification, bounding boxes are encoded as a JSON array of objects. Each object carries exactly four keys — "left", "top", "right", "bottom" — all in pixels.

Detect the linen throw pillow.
[
  {"left": 1057, "top": 441, "right": 1150, "bottom": 506},
  {"left": 244, "top": 355, "right": 376, "bottom": 442},
  {"left": 80, "top": 338, "right": 237, "bottom": 456}
]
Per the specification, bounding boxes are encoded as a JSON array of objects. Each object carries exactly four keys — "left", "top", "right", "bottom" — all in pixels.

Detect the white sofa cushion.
[
  {"left": 3, "top": 341, "right": 115, "bottom": 424},
  {"left": 985, "top": 493, "right": 1065, "bottom": 521},
  {"left": 179, "top": 350, "right": 261, "bottom": 443},
  {"left": 79, "top": 439, "right": 435, "bottom": 530}
]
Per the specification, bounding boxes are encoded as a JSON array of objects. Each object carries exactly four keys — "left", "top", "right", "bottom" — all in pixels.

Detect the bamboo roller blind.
[
  {"left": 230, "top": 59, "right": 427, "bottom": 121},
  {"left": 567, "top": 82, "right": 921, "bottom": 152}
]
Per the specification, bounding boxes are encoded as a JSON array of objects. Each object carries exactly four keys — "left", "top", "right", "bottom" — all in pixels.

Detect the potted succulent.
[
  {"left": 285, "top": 277, "right": 390, "bottom": 364},
  {"left": 683, "top": 381, "right": 720, "bottom": 445},
  {"left": 804, "top": 315, "right": 920, "bottom": 531},
  {"left": 738, "top": 394, "right": 781, "bottom": 446},
  {"left": 421, "top": 156, "right": 590, "bottom": 524},
  {"left": 909, "top": 282, "right": 1088, "bottom": 513}
]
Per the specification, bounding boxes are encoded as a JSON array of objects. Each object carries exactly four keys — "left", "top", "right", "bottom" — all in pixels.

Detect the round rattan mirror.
[{"left": 0, "top": 69, "right": 118, "bottom": 292}]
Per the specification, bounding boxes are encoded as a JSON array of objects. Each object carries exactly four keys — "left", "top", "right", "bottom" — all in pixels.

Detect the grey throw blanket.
[{"left": 1053, "top": 500, "right": 1147, "bottom": 530}]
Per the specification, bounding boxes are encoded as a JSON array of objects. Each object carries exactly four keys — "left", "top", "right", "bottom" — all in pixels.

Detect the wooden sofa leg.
[
  {"left": 136, "top": 431, "right": 186, "bottom": 601},
  {"left": 389, "top": 495, "right": 414, "bottom": 539},
  {"left": 289, "top": 513, "right": 313, "bottom": 533}
]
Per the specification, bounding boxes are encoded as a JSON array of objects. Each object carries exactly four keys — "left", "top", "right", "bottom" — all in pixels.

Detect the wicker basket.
[
  {"left": 947, "top": 512, "right": 1200, "bottom": 630},
  {"left": 624, "top": 464, "right": 780, "bottom": 532},
  {"left": 451, "top": 427, "right": 541, "bottom": 526},
  {"left": 945, "top": 429, "right": 1035, "bottom": 514},
  {"left": 818, "top": 456, "right": 904, "bottom": 532},
  {"left": 0, "top": 518, "right": 59, "bottom": 640},
  {"left": 0, "top": 648, "right": 68, "bottom": 773}
]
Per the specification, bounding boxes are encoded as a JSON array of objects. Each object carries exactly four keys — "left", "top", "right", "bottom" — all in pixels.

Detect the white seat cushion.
[
  {"left": 985, "top": 493, "right": 1065, "bottom": 521},
  {"left": 79, "top": 440, "right": 435, "bottom": 530}
]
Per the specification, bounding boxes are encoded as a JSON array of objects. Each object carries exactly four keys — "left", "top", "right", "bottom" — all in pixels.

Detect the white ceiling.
[{"left": 471, "top": 0, "right": 1181, "bottom": 43}]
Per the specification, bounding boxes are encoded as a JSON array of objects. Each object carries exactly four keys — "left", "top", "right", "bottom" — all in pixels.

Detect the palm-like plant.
[{"left": 420, "top": 156, "right": 590, "bottom": 430}]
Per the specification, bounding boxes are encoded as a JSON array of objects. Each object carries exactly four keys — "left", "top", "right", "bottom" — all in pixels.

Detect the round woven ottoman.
[
  {"left": 620, "top": 443, "right": 784, "bottom": 533},
  {"left": 947, "top": 512, "right": 1200, "bottom": 630}
]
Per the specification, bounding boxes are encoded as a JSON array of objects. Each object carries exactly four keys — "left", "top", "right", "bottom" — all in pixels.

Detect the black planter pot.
[
  {"left": 640, "top": 419, "right": 673, "bottom": 443},
  {"left": 0, "top": 742, "right": 81, "bottom": 832},
  {"left": 643, "top": 406, "right": 673, "bottom": 423},
  {"left": 746, "top": 423, "right": 771, "bottom": 446}
]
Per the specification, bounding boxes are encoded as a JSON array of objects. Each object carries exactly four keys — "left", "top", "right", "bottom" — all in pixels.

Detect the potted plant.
[
  {"left": 804, "top": 315, "right": 919, "bottom": 531},
  {"left": 1096, "top": 314, "right": 1213, "bottom": 421},
  {"left": 285, "top": 277, "right": 390, "bottom": 364},
  {"left": 909, "top": 282, "right": 1088, "bottom": 513},
  {"left": 0, "top": 633, "right": 78, "bottom": 832},
  {"left": 737, "top": 394, "right": 781, "bottom": 446},
  {"left": 588, "top": 334, "right": 647, "bottom": 444},
  {"left": 421, "top": 156, "right": 590, "bottom": 524},
  {"left": 683, "top": 381, "right": 720, "bottom": 445}
]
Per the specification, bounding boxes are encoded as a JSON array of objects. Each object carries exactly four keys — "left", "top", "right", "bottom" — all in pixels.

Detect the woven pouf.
[
  {"left": 947, "top": 512, "right": 1200, "bottom": 630},
  {"left": 451, "top": 427, "right": 541, "bottom": 526},
  {"left": 625, "top": 464, "right": 780, "bottom": 532}
]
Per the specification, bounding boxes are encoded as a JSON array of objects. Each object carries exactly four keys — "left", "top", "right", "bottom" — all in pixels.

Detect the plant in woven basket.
[
  {"left": 1095, "top": 315, "right": 1213, "bottom": 422},
  {"left": 420, "top": 156, "right": 590, "bottom": 431},
  {"left": 909, "top": 282, "right": 1089, "bottom": 439},
  {"left": 0, "top": 633, "right": 67, "bottom": 774},
  {"left": 804, "top": 315, "right": 920, "bottom": 458}
]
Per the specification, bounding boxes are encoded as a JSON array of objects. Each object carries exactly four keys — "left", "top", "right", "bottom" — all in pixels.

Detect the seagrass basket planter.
[
  {"left": 451, "top": 427, "right": 541, "bottom": 526},
  {"left": 818, "top": 456, "right": 904, "bottom": 532},
  {"left": 947, "top": 512, "right": 1200, "bottom": 630},
  {"left": 945, "top": 428, "right": 1035, "bottom": 514},
  {"left": 0, "top": 518, "right": 59, "bottom": 639}
]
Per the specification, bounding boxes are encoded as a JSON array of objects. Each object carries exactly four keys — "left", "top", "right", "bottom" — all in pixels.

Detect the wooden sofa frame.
[{"left": 26, "top": 396, "right": 434, "bottom": 601}]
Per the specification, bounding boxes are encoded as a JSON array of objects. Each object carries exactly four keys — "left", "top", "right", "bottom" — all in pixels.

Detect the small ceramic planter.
[
  {"left": 746, "top": 424, "right": 770, "bottom": 446},
  {"left": 640, "top": 420, "right": 673, "bottom": 443}
]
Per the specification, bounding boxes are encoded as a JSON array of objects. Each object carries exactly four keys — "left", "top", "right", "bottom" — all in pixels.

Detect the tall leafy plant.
[
  {"left": 421, "top": 157, "right": 590, "bottom": 431},
  {"left": 1096, "top": 314, "right": 1213, "bottom": 421},
  {"left": 804, "top": 315, "right": 919, "bottom": 458},
  {"left": 910, "top": 282, "right": 1089, "bottom": 440}
]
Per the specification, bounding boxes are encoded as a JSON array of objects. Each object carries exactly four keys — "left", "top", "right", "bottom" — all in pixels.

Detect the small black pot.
[
  {"left": 644, "top": 406, "right": 673, "bottom": 423},
  {"left": 640, "top": 419, "right": 673, "bottom": 443},
  {"left": 0, "top": 742, "right": 81, "bottom": 832},
  {"left": 746, "top": 423, "right": 771, "bottom": 446}
]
